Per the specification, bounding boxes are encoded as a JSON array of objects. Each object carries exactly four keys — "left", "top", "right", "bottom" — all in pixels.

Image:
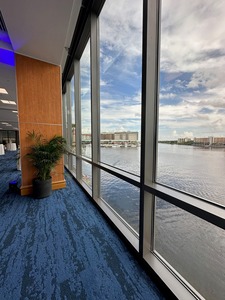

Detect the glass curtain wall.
[
  {"left": 63, "top": 0, "right": 225, "bottom": 298},
  {"left": 99, "top": 0, "right": 143, "bottom": 234}
]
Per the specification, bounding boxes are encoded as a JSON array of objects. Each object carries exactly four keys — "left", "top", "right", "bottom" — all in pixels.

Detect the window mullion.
[
  {"left": 91, "top": 13, "right": 101, "bottom": 201},
  {"left": 142, "top": 0, "right": 160, "bottom": 255},
  {"left": 66, "top": 81, "right": 73, "bottom": 170}
]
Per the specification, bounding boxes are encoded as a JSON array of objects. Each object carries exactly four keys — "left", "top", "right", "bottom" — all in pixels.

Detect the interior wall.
[{"left": 16, "top": 54, "right": 66, "bottom": 195}]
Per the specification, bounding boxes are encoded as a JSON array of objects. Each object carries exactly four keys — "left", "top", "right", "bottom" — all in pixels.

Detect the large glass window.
[
  {"left": 101, "top": 170, "right": 139, "bottom": 233},
  {"left": 82, "top": 161, "right": 92, "bottom": 188},
  {"left": 157, "top": 0, "right": 225, "bottom": 206},
  {"left": 80, "top": 39, "right": 92, "bottom": 159},
  {"left": 80, "top": 39, "right": 92, "bottom": 186},
  {"left": 155, "top": 197, "right": 225, "bottom": 300},
  {"left": 99, "top": 0, "right": 143, "bottom": 176}
]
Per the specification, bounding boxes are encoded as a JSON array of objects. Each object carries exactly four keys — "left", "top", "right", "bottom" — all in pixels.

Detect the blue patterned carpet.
[{"left": 0, "top": 152, "right": 166, "bottom": 300}]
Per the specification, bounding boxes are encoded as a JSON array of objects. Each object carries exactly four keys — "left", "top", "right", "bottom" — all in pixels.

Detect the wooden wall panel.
[{"left": 16, "top": 54, "right": 65, "bottom": 195}]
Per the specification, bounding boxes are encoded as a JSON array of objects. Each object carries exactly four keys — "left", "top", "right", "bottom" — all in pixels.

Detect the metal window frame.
[{"left": 90, "top": 12, "right": 101, "bottom": 201}]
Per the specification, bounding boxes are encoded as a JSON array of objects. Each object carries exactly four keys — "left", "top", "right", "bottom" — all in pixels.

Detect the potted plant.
[{"left": 26, "top": 131, "right": 66, "bottom": 198}]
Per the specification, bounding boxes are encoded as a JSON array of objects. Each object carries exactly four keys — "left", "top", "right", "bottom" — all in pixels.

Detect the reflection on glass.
[
  {"left": 101, "top": 170, "right": 139, "bottom": 233},
  {"left": 70, "top": 76, "right": 76, "bottom": 154},
  {"left": 82, "top": 161, "right": 92, "bottom": 188},
  {"left": 155, "top": 197, "right": 225, "bottom": 300},
  {"left": 157, "top": 0, "right": 225, "bottom": 205},
  {"left": 80, "top": 39, "right": 92, "bottom": 158},
  {"left": 72, "top": 155, "right": 76, "bottom": 174},
  {"left": 99, "top": 0, "right": 142, "bottom": 175}
]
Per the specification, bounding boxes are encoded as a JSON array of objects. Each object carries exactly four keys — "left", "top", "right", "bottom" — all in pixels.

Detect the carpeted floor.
[{"left": 0, "top": 151, "right": 166, "bottom": 300}]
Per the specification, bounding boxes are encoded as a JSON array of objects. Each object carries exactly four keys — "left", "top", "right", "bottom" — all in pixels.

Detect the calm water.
[
  {"left": 82, "top": 144, "right": 225, "bottom": 300},
  {"left": 99, "top": 144, "right": 225, "bottom": 205}
]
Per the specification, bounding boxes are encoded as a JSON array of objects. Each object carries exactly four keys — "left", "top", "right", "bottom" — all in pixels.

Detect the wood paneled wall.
[{"left": 16, "top": 54, "right": 66, "bottom": 195}]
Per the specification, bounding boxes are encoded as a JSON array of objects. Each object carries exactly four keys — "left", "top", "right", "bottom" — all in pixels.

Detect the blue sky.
[{"left": 73, "top": 0, "right": 225, "bottom": 141}]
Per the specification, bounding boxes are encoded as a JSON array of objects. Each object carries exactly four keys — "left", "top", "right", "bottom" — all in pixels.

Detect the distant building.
[
  {"left": 101, "top": 133, "right": 114, "bottom": 140},
  {"left": 114, "top": 131, "right": 138, "bottom": 141},
  {"left": 213, "top": 137, "right": 225, "bottom": 144},
  {"left": 177, "top": 138, "right": 192, "bottom": 144},
  {"left": 127, "top": 132, "right": 138, "bottom": 141},
  {"left": 194, "top": 137, "right": 210, "bottom": 144},
  {"left": 82, "top": 133, "right": 91, "bottom": 141},
  {"left": 100, "top": 131, "right": 138, "bottom": 142}
]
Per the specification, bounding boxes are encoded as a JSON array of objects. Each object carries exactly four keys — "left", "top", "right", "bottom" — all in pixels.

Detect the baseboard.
[
  {"left": 20, "top": 180, "right": 66, "bottom": 196},
  {"left": 20, "top": 185, "right": 33, "bottom": 196},
  {"left": 52, "top": 180, "right": 66, "bottom": 190}
]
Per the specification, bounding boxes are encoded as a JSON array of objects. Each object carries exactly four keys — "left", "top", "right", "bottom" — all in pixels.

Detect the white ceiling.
[{"left": 0, "top": 0, "right": 81, "bottom": 131}]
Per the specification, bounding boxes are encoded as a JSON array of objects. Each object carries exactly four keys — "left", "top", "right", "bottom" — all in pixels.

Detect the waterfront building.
[
  {"left": 194, "top": 137, "right": 211, "bottom": 145},
  {"left": 101, "top": 132, "right": 114, "bottom": 140},
  {"left": 213, "top": 137, "right": 225, "bottom": 145},
  {"left": 177, "top": 138, "right": 192, "bottom": 144},
  {"left": 114, "top": 131, "right": 138, "bottom": 141}
]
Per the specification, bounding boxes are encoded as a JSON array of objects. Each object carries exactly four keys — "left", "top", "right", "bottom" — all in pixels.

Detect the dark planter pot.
[{"left": 32, "top": 177, "right": 52, "bottom": 199}]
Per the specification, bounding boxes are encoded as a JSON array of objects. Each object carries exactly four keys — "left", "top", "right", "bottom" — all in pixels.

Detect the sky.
[
  {"left": 159, "top": 0, "right": 225, "bottom": 140},
  {"left": 73, "top": 0, "right": 225, "bottom": 141}
]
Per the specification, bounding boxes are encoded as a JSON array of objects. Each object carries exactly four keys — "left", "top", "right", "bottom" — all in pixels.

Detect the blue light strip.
[{"left": 0, "top": 48, "right": 15, "bottom": 66}]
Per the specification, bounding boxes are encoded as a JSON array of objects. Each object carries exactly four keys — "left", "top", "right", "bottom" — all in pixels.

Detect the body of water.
[{"left": 81, "top": 144, "right": 225, "bottom": 300}]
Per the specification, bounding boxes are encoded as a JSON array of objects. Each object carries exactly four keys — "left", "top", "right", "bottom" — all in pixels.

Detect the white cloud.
[
  {"left": 158, "top": 0, "right": 225, "bottom": 139},
  {"left": 100, "top": 79, "right": 108, "bottom": 86},
  {"left": 160, "top": 0, "right": 225, "bottom": 73},
  {"left": 159, "top": 93, "right": 176, "bottom": 99},
  {"left": 100, "top": 0, "right": 142, "bottom": 77},
  {"left": 183, "top": 131, "right": 194, "bottom": 139}
]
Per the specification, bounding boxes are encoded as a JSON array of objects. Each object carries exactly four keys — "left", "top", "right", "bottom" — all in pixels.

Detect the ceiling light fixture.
[
  {"left": 1, "top": 100, "right": 16, "bottom": 105},
  {"left": 0, "top": 88, "right": 8, "bottom": 94},
  {"left": 1, "top": 122, "right": 8, "bottom": 124},
  {"left": 12, "top": 110, "right": 18, "bottom": 113}
]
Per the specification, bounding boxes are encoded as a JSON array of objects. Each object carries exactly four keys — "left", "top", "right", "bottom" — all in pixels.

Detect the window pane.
[
  {"left": 82, "top": 161, "right": 92, "bottom": 188},
  {"left": 80, "top": 39, "right": 92, "bottom": 159},
  {"left": 101, "top": 170, "right": 139, "bottom": 233},
  {"left": 99, "top": 0, "right": 142, "bottom": 175},
  {"left": 155, "top": 198, "right": 225, "bottom": 300},
  {"left": 157, "top": 0, "right": 225, "bottom": 205},
  {"left": 72, "top": 155, "right": 76, "bottom": 174}
]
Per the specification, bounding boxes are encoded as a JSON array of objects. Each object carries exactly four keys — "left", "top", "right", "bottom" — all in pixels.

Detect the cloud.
[
  {"left": 76, "top": 0, "right": 225, "bottom": 139},
  {"left": 183, "top": 131, "right": 194, "bottom": 138},
  {"left": 158, "top": 0, "right": 225, "bottom": 139},
  {"left": 160, "top": 1, "right": 225, "bottom": 73},
  {"left": 159, "top": 93, "right": 177, "bottom": 99},
  {"left": 100, "top": 0, "right": 142, "bottom": 81}
]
